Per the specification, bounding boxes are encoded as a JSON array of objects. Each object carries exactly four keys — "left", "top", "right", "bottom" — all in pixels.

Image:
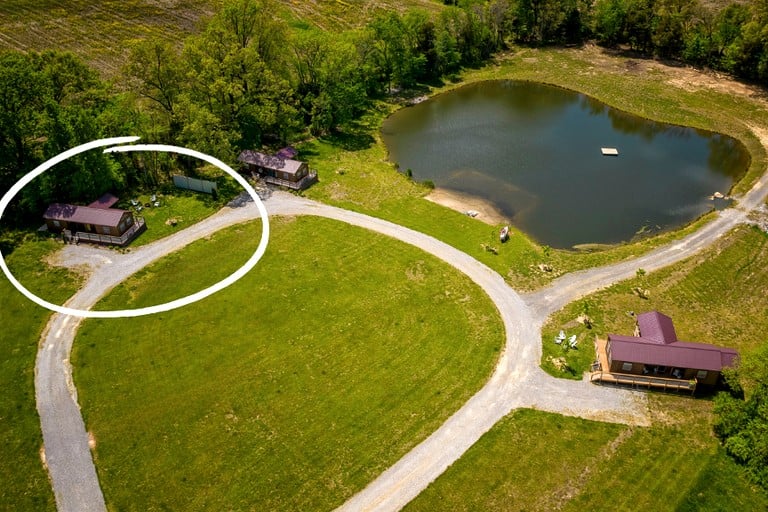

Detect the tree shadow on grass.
[{"left": 320, "top": 122, "right": 376, "bottom": 152}]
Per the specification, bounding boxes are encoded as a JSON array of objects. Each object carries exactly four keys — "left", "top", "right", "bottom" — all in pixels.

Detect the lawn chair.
[{"left": 568, "top": 335, "right": 578, "bottom": 348}]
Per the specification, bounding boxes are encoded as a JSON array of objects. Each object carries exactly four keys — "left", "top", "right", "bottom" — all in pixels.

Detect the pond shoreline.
[
  {"left": 384, "top": 79, "right": 747, "bottom": 248},
  {"left": 425, "top": 188, "right": 509, "bottom": 226}
]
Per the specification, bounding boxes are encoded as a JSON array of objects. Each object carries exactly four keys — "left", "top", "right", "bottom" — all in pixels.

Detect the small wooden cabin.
[
  {"left": 604, "top": 311, "right": 738, "bottom": 386},
  {"left": 44, "top": 204, "right": 135, "bottom": 237},
  {"left": 237, "top": 150, "right": 317, "bottom": 190},
  {"left": 43, "top": 196, "right": 145, "bottom": 246}
]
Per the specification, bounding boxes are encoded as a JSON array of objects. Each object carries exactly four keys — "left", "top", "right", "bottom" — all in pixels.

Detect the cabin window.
[
  {"left": 621, "top": 362, "right": 633, "bottom": 372},
  {"left": 126, "top": 216, "right": 133, "bottom": 226},
  {"left": 696, "top": 370, "right": 708, "bottom": 380},
  {"left": 52, "top": 220, "right": 60, "bottom": 227},
  {"left": 102, "top": 226, "right": 111, "bottom": 234}
]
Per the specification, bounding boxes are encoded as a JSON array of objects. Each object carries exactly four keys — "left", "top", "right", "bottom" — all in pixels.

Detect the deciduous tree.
[{"left": 714, "top": 342, "right": 768, "bottom": 490}]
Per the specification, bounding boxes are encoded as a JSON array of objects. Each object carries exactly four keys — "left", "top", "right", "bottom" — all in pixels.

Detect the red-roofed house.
[
  {"left": 237, "top": 150, "right": 317, "bottom": 190},
  {"left": 596, "top": 311, "right": 738, "bottom": 388},
  {"left": 43, "top": 196, "right": 145, "bottom": 246},
  {"left": 87, "top": 192, "right": 120, "bottom": 209}
]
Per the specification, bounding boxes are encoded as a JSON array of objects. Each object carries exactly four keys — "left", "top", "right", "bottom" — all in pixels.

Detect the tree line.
[{"left": 2, "top": 0, "right": 768, "bottom": 225}]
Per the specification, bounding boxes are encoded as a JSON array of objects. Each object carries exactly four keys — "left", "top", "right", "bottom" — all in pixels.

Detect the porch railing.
[
  {"left": 65, "top": 217, "right": 146, "bottom": 247},
  {"left": 261, "top": 172, "right": 318, "bottom": 190},
  {"left": 590, "top": 370, "right": 697, "bottom": 394}
]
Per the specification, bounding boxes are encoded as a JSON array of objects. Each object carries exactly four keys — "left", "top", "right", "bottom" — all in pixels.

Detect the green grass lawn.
[
  {"left": 542, "top": 225, "right": 768, "bottom": 379},
  {"left": 0, "top": 240, "right": 81, "bottom": 511},
  {"left": 406, "top": 406, "right": 767, "bottom": 511},
  {"left": 73, "top": 215, "right": 504, "bottom": 511},
  {"left": 115, "top": 189, "right": 228, "bottom": 248},
  {"left": 405, "top": 409, "right": 624, "bottom": 511},
  {"left": 96, "top": 219, "right": 264, "bottom": 309},
  {"left": 564, "top": 394, "right": 768, "bottom": 512}
]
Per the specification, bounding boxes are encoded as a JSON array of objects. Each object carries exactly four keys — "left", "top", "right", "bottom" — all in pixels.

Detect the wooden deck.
[
  {"left": 63, "top": 217, "right": 146, "bottom": 247},
  {"left": 590, "top": 338, "right": 696, "bottom": 394},
  {"left": 261, "top": 172, "right": 318, "bottom": 190}
]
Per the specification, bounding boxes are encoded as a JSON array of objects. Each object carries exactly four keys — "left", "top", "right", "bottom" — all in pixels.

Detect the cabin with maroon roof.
[
  {"left": 596, "top": 311, "right": 738, "bottom": 387},
  {"left": 237, "top": 150, "right": 317, "bottom": 190},
  {"left": 43, "top": 194, "right": 145, "bottom": 246}
]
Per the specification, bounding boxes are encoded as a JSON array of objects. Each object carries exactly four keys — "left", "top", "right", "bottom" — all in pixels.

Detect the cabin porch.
[
  {"left": 63, "top": 217, "right": 146, "bottom": 247},
  {"left": 590, "top": 338, "right": 697, "bottom": 394}
]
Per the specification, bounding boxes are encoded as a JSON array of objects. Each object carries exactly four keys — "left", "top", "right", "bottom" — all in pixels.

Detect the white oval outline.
[{"left": 0, "top": 137, "right": 270, "bottom": 318}]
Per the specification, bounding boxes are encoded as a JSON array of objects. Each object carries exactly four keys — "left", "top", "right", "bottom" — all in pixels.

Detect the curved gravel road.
[{"left": 35, "top": 156, "right": 767, "bottom": 511}]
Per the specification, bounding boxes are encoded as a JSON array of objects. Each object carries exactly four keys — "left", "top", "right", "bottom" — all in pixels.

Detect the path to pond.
[{"left": 36, "top": 152, "right": 768, "bottom": 511}]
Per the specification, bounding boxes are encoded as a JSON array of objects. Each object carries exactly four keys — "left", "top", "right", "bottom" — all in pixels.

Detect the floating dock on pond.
[{"left": 601, "top": 147, "right": 619, "bottom": 156}]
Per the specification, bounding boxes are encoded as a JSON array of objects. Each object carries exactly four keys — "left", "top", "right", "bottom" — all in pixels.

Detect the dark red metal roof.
[
  {"left": 87, "top": 193, "right": 119, "bottom": 209},
  {"left": 43, "top": 203, "right": 128, "bottom": 227},
  {"left": 609, "top": 336, "right": 732, "bottom": 371},
  {"left": 276, "top": 146, "right": 298, "bottom": 159},
  {"left": 637, "top": 311, "right": 677, "bottom": 344},
  {"left": 608, "top": 311, "right": 738, "bottom": 372},
  {"left": 237, "top": 150, "right": 304, "bottom": 175}
]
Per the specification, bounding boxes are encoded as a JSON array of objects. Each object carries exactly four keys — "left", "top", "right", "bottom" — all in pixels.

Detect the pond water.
[{"left": 381, "top": 81, "right": 749, "bottom": 248}]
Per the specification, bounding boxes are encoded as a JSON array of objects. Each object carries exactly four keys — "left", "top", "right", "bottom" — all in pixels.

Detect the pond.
[{"left": 381, "top": 81, "right": 749, "bottom": 248}]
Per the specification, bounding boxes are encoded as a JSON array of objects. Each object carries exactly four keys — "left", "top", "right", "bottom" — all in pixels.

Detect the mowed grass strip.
[
  {"left": 542, "top": 225, "right": 768, "bottom": 379},
  {"left": 73, "top": 215, "right": 504, "bottom": 510},
  {"left": 0, "top": 240, "right": 82, "bottom": 511},
  {"left": 96, "top": 220, "right": 263, "bottom": 311},
  {"left": 405, "top": 407, "right": 767, "bottom": 511},
  {"left": 405, "top": 409, "right": 624, "bottom": 512},
  {"left": 562, "top": 397, "right": 768, "bottom": 512}
]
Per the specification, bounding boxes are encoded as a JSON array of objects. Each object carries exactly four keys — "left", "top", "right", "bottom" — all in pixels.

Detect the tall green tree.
[
  {"left": 290, "top": 31, "right": 366, "bottom": 135},
  {"left": 216, "top": 0, "right": 287, "bottom": 70},
  {"left": 624, "top": 0, "right": 655, "bottom": 52},
  {"left": 714, "top": 341, "right": 768, "bottom": 490},
  {"left": 180, "top": 0, "right": 298, "bottom": 154},
  {"left": 0, "top": 51, "right": 124, "bottom": 222},
  {"left": 723, "top": 0, "right": 768, "bottom": 83},
  {"left": 594, "top": 0, "right": 628, "bottom": 46},
  {"left": 365, "top": 12, "right": 410, "bottom": 92},
  {"left": 125, "top": 38, "right": 183, "bottom": 140},
  {"left": 458, "top": 3, "right": 496, "bottom": 63},
  {"left": 0, "top": 52, "right": 46, "bottom": 192},
  {"left": 652, "top": 0, "right": 695, "bottom": 58},
  {"left": 510, "top": 0, "right": 585, "bottom": 45}
]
